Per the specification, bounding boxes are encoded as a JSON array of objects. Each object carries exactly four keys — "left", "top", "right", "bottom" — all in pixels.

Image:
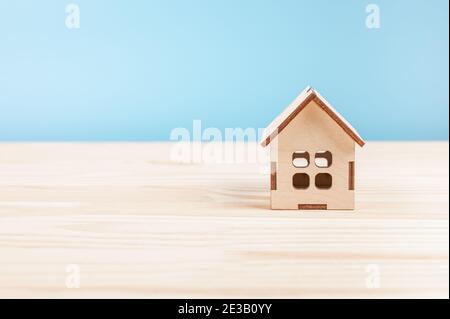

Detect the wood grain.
[{"left": 0, "top": 142, "right": 448, "bottom": 298}]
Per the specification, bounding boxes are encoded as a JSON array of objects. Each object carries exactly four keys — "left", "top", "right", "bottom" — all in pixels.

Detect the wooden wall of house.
[{"left": 269, "top": 100, "right": 355, "bottom": 210}]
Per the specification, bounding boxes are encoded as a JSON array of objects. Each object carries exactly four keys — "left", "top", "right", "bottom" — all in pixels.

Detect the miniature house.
[{"left": 260, "top": 86, "right": 365, "bottom": 210}]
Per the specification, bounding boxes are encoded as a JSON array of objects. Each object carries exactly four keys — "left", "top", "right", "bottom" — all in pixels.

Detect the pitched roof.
[{"left": 260, "top": 86, "right": 365, "bottom": 147}]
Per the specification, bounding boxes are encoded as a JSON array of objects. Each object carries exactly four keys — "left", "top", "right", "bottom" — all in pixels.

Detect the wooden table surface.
[{"left": 0, "top": 142, "right": 448, "bottom": 298}]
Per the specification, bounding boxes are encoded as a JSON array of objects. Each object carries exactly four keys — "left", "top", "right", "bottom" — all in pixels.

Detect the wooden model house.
[{"left": 260, "top": 87, "right": 365, "bottom": 210}]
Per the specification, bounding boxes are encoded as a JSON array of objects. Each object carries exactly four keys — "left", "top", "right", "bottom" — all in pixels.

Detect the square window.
[
  {"left": 293, "top": 173, "right": 310, "bottom": 189},
  {"left": 315, "top": 173, "right": 332, "bottom": 189}
]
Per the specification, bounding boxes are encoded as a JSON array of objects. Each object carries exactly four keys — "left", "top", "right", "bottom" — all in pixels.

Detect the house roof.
[{"left": 260, "top": 86, "right": 365, "bottom": 147}]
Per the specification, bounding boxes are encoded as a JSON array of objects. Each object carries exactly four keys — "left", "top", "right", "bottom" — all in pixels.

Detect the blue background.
[{"left": 0, "top": 0, "right": 448, "bottom": 141}]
